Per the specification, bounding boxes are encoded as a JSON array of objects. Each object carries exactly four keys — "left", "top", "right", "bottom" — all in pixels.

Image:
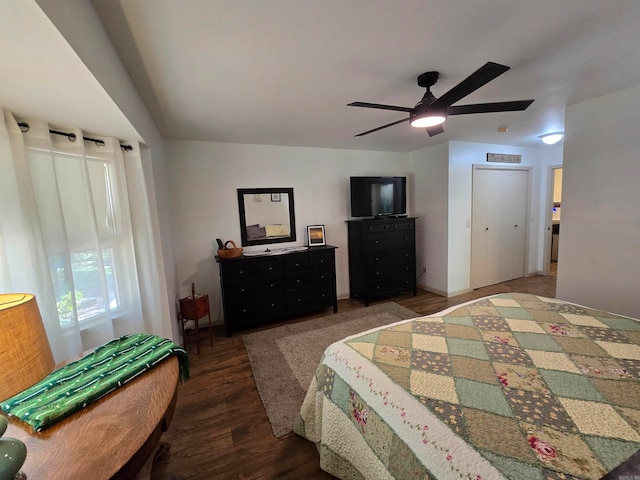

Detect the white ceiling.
[
  {"left": 90, "top": 0, "right": 640, "bottom": 152},
  {"left": 0, "top": 0, "right": 141, "bottom": 142},
  {"left": 4, "top": 1, "right": 640, "bottom": 153}
]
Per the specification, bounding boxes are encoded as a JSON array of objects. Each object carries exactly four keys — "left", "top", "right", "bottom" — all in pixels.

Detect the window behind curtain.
[{"left": 25, "top": 144, "right": 137, "bottom": 331}]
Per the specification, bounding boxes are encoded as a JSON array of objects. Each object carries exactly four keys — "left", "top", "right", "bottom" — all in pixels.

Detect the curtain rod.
[{"left": 17, "top": 122, "right": 133, "bottom": 152}]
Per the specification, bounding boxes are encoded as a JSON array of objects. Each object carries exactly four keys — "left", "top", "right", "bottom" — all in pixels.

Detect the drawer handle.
[
  {"left": 269, "top": 283, "right": 274, "bottom": 288},
  {"left": 375, "top": 257, "right": 380, "bottom": 261},
  {"left": 320, "top": 275, "right": 325, "bottom": 279},
  {"left": 298, "top": 298, "right": 302, "bottom": 302},
  {"left": 271, "top": 303, "right": 275, "bottom": 307},
  {"left": 268, "top": 266, "right": 273, "bottom": 270},
  {"left": 239, "top": 270, "right": 244, "bottom": 274},
  {"left": 296, "top": 263, "right": 300, "bottom": 267},
  {"left": 242, "top": 308, "right": 247, "bottom": 312},
  {"left": 240, "top": 288, "right": 245, "bottom": 292},
  {"left": 319, "top": 259, "right": 325, "bottom": 263},
  {"left": 375, "top": 240, "right": 380, "bottom": 244},
  {"left": 297, "top": 279, "right": 301, "bottom": 283}
]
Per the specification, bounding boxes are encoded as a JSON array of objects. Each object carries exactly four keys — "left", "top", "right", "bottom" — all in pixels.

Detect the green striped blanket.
[{"left": 1, "top": 333, "right": 189, "bottom": 431}]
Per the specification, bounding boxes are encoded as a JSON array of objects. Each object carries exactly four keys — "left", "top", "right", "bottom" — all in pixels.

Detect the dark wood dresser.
[
  {"left": 216, "top": 245, "right": 338, "bottom": 336},
  {"left": 346, "top": 218, "right": 417, "bottom": 306}
]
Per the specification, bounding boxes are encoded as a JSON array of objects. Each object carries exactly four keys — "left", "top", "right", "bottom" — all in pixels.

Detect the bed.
[{"left": 294, "top": 293, "right": 640, "bottom": 479}]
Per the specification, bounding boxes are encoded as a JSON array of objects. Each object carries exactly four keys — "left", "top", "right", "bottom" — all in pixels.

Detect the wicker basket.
[{"left": 217, "top": 240, "right": 243, "bottom": 259}]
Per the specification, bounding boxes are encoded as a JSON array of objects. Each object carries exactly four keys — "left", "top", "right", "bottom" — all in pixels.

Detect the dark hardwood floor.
[{"left": 152, "top": 271, "right": 556, "bottom": 480}]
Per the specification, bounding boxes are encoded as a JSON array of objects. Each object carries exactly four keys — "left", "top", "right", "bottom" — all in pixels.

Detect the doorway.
[{"left": 543, "top": 166, "right": 563, "bottom": 276}]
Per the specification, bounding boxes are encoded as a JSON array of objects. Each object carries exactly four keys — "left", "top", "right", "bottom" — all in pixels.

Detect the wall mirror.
[{"left": 237, "top": 188, "right": 296, "bottom": 247}]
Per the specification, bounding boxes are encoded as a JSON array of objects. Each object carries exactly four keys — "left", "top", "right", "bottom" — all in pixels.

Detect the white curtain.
[{"left": 0, "top": 109, "right": 163, "bottom": 362}]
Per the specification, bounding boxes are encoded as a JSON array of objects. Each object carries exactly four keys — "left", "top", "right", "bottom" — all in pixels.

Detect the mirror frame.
[{"left": 237, "top": 187, "right": 296, "bottom": 247}]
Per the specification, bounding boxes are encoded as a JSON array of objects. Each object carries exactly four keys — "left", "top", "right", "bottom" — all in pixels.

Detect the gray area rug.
[{"left": 242, "top": 303, "right": 419, "bottom": 437}]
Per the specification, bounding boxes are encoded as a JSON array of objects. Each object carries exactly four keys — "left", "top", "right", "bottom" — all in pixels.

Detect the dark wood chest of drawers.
[
  {"left": 346, "top": 218, "right": 417, "bottom": 306},
  {"left": 216, "top": 246, "right": 338, "bottom": 336}
]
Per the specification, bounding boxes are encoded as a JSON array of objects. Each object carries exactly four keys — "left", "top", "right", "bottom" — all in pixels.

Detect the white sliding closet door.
[{"left": 471, "top": 166, "right": 530, "bottom": 289}]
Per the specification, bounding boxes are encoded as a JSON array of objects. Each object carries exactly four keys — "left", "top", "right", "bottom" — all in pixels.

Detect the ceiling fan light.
[
  {"left": 540, "top": 132, "right": 564, "bottom": 145},
  {"left": 410, "top": 114, "right": 446, "bottom": 128}
]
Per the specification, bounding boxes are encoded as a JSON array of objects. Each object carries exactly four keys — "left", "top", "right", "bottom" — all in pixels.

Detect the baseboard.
[{"left": 417, "top": 283, "right": 471, "bottom": 298}]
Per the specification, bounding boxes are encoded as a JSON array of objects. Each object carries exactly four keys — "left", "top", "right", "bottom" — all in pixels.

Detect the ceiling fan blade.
[
  {"left": 448, "top": 99, "right": 534, "bottom": 115},
  {"left": 354, "top": 118, "right": 409, "bottom": 137},
  {"left": 348, "top": 101, "right": 413, "bottom": 113},
  {"left": 426, "top": 125, "right": 444, "bottom": 137},
  {"left": 430, "top": 62, "right": 510, "bottom": 109}
]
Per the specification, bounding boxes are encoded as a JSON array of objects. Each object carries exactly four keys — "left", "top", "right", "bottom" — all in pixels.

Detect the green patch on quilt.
[
  {"left": 387, "top": 433, "right": 431, "bottom": 480},
  {"left": 512, "top": 332, "right": 563, "bottom": 352},
  {"left": 479, "top": 450, "right": 543, "bottom": 480},
  {"left": 442, "top": 314, "right": 475, "bottom": 327},
  {"left": 496, "top": 306, "right": 534, "bottom": 319},
  {"left": 584, "top": 436, "right": 640, "bottom": 471},
  {"left": 538, "top": 370, "right": 606, "bottom": 402},
  {"left": 456, "top": 378, "right": 513, "bottom": 417},
  {"left": 447, "top": 338, "right": 490, "bottom": 361},
  {"left": 597, "top": 316, "right": 640, "bottom": 331}
]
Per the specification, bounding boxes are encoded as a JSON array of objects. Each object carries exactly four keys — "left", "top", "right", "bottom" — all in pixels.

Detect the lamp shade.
[{"left": 0, "top": 294, "right": 55, "bottom": 401}]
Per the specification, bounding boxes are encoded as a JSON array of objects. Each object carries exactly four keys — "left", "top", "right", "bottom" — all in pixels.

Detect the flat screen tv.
[{"left": 350, "top": 176, "right": 407, "bottom": 218}]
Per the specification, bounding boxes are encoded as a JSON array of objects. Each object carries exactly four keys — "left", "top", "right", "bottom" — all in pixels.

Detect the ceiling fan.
[{"left": 348, "top": 62, "right": 534, "bottom": 137}]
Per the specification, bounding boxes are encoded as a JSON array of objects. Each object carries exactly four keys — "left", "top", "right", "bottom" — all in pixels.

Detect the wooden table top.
[{"left": 2, "top": 356, "right": 179, "bottom": 480}]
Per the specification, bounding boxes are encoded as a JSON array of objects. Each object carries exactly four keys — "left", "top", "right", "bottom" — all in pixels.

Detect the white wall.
[
  {"left": 165, "top": 140, "right": 408, "bottom": 323},
  {"left": 409, "top": 143, "right": 450, "bottom": 295},
  {"left": 168, "top": 137, "right": 563, "bottom": 319},
  {"left": 557, "top": 85, "right": 640, "bottom": 318}
]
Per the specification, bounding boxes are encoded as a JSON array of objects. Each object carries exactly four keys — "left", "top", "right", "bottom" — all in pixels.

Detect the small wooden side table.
[{"left": 179, "top": 294, "right": 213, "bottom": 354}]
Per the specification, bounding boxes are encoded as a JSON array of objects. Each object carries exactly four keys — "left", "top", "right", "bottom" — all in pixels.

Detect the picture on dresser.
[{"left": 307, "top": 225, "right": 326, "bottom": 246}]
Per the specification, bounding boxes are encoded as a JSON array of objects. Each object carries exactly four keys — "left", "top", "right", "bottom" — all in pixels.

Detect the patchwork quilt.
[{"left": 294, "top": 293, "right": 640, "bottom": 479}]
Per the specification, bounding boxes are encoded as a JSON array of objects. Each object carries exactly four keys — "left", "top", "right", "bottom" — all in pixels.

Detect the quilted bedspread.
[{"left": 294, "top": 293, "right": 640, "bottom": 479}]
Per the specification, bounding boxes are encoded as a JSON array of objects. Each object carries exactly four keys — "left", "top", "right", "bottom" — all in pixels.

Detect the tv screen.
[{"left": 350, "top": 176, "right": 407, "bottom": 218}]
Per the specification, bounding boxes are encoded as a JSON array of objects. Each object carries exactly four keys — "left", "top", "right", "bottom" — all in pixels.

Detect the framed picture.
[
  {"left": 271, "top": 192, "right": 281, "bottom": 202},
  {"left": 307, "top": 225, "right": 326, "bottom": 246}
]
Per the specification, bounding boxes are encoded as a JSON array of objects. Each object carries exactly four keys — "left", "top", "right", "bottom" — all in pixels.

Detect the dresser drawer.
[
  {"left": 285, "top": 268, "right": 334, "bottom": 290},
  {"left": 388, "top": 221, "right": 415, "bottom": 231},
  {"left": 225, "top": 276, "right": 284, "bottom": 297},
  {"left": 368, "top": 267, "right": 414, "bottom": 293},
  {"left": 256, "top": 258, "right": 283, "bottom": 276},
  {"left": 286, "top": 284, "right": 335, "bottom": 311},
  {"left": 284, "top": 254, "right": 310, "bottom": 272},
  {"left": 221, "top": 261, "right": 257, "bottom": 281},
  {"left": 228, "top": 294, "right": 285, "bottom": 321},
  {"left": 364, "top": 220, "right": 414, "bottom": 233},
  {"left": 221, "top": 257, "right": 283, "bottom": 281},
  {"left": 368, "top": 249, "right": 413, "bottom": 268},
  {"left": 309, "top": 250, "right": 334, "bottom": 269},
  {"left": 364, "top": 222, "right": 393, "bottom": 233},
  {"left": 367, "top": 231, "right": 414, "bottom": 252}
]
